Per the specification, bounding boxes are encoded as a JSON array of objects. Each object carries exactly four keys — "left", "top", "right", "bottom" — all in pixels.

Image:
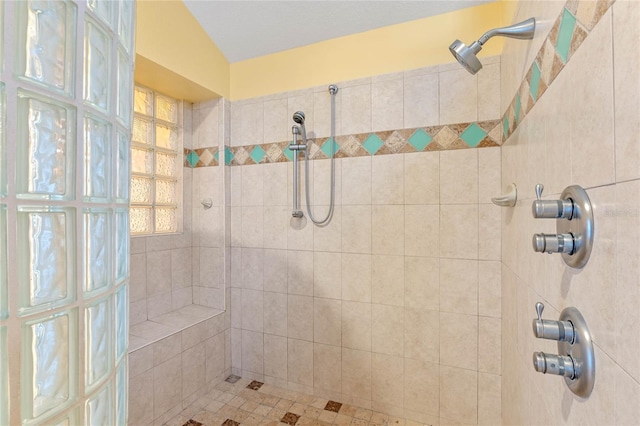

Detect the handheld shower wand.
[{"left": 449, "top": 17, "right": 536, "bottom": 74}]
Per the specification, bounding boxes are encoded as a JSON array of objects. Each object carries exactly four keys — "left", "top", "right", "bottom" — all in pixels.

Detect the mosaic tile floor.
[{"left": 166, "top": 376, "right": 432, "bottom": 426}]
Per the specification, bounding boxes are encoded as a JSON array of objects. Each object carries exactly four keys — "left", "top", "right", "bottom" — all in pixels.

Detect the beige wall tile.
[
  {"left": 371, "top": 304, "right": 404, "bottom": 357},
  {"left": 342, "top": 301, "right": 372, "bottom": 352},
  {"left": 404, "top": 205, "right": 439, "bottom": 257},
  {"left": 130, "top": 253, "right": 147, "bottom": 302},
  {"left": 439, "top": 259, "right": 478, "bottom": 315},
  {"left": 615, "top": 181, "right": 640, "bottom": 383},
  {"left": 242, "top": 330, "right": 264, "bottom": 374},
  {"left": 404, "top": 308, "right": 439, "bottom": 363},
  {"left": 264, "top": 98, "right": 288, "bottom": 143},
  {"left": 241, "top": 206, "right": 264, "bottom": 248},
  {"left": 264, "top": 334, "right": 288, "bottom": 381},
  {"left": 439, "top": 204, "right": 478, "bottom": 259},
  {"left": 314, "top": 298, "right": 342, "bottom": 346},
  {"left": 439, "top": 312, "right": 478, "bottom": 370},
  {"left": 146, "top": 251, "right": 171, "bottom": 296},
  {"left": 182, "top": 343, "right": 206, "bottom": 400},
  {"left": 263, "top": 163, "right": 288, "bottom": 206},
  {"left": 313, "top": 206, "right": 342, "bottom": 252},
  {"left": 314, "top": 89, "right": 342, "bottom": 139},
  {"left": 288, "top": 250, "right": 314, "bottom": 296},
  {"left": 440, "top": 149, "right": 478, "bottom": 205},
  {"left": 439, "top": 366, "right": 477, "bottom": 425},
  {"left": 342, "top": 205, "right": 372, "bottom": 253},
  {"left": 404, "top": 257, "right": 438, "bottom": 311},
  {"left": 613, "top": 1, "right": 640, "bottom": 182},
  {"left": 341, "top": 253, "right": 372, "bottom": 303},
  {"left": 403, "top": 73, "right": 439, "bottom": 128},
  {"left": 478, "top": 204, "right": 501, "bottom": 261},
  {"left": 242, "top": 248, "right": 264, "bottom": 290},
  {"left": 314, "top": 343, "right": 342, "bottom": 393},
  {"left": 313, "top": 251, "right": 342, "bottom": 300},
  {"left": 371, "top": 255, "right": 404, "bottom": 307},
  {"left": 128, "top": 369, "right": 154, "bottom": 425},
  {"left": 404, "top": 152, "right": 439, "bottom": 205},
  {"left": 477, "top": 62, "right": 500, "bottom": 121},
  {"left": 372, "top": 155, "right": 404, "bottom": 205},
  {"left": 263, "top": 205, "right": 289, "bottom": 250},
  {"left": 153, "top": 354, "right": 182, "bottom": 419},
  {"left": 477, "top": 372, "right": 501, "bottom": 426},
  {"left": 231, "top": 101, "right": 264, "bottom": 147},
  {"left": 242, "top": 289, "right": 264, "bottom": 332},
  {"left": 342, "top": 348, "right": 372, "bottom": 400},
  {"left": 288, "top": 338, "right": 314, "bottom": 387},
  {"left": 615, "top": 365, "right": 640, "bottom": 425},
  {"left": 341, "top": 84, "right": 372, "bottom": 135},
  {"left": 372, "top": 78, "right": 403, "bottom": 132},
  {"left": 478, "top": 261, "right": 501, "bottom": 318},
  {"left": 242, "top": 165, "right": 264, "bottom": 206},
  {"left": 404, "top": 358, "right": 439, "bottom": 417},
  {"left": 205, "top": 332, "right": 226, "bottom": 382},
  {"left": 371, "top": 353, "right": 403, "bottom": 408},
  {"left": 567, "top": 10, "right": 615, "bottom": 188},
  {"left": 372, "top": 205, "right": 404, "bottom": 255},
  {"left": 478, "top": 317, "right": 501, "bottom": 374},
  {"left": 288, "top": 295, "right": 314, "bottom": 341},
  {"left": 342, "top": 157, "right": 372, "bottom": 205},
  {"left": 263, "top": 249, "right": 287, "bottom": 293},
  {"left": 264, "top": 291, "right": 287, "bottom": 337},
  {"left": 314, "top": 158, "right": 342, "bottom": 207},
  {"left": 439, "top": 69, "right": 477, "bottom": 124}
]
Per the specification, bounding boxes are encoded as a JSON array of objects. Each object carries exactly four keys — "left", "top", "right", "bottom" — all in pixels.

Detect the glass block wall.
[{"left": 0, "top": 1, "right": 134, "bottom": 424}]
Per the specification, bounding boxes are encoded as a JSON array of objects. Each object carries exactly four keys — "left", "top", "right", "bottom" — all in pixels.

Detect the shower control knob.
[
  {"left": 532, "top": 184, "right": 574, "bottom": 219},
  {"left": 533, "top": 352, "right": 576, "bottom": 379},
  {"left": 532, "top": 233, "right": 575, "bottom": 254},
  {"left": 532, "top": 302, "right": 575, "bottom": 342}
]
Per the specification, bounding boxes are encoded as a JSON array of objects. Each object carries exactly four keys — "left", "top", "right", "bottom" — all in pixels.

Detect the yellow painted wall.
[
  {"left": 135, "top": 0, "right": 229, "bottom": 100},
  {"left": 230, "top": 1, "right": 506, "bottom": 100}
]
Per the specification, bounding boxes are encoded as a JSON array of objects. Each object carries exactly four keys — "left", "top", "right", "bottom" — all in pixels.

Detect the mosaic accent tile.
[
  {"left": 225, "top": 374, "right": 241, "bottom": 384},
  {"left": 408, "top": 128, "right": 432, "bottom": 151},
  {"left": 501, "top": 0, "right": 613, "bottom": 143},
  {"left": 324, "top": 401, "right": 342, "bottom": 413},
  {"left": 250, "top": 145, "right": 266, "bottom": 164},
  {"left": 182, "top": 420, "right": 203, "bottom": 426},
  {"left": 281, "top": 412, "right": 301, "bottom": 425},
  {"left": 320, "top": 137, "right": 339, "bottom": 158},
  {"left": 246, "top": 380, "right": 264, "bottom": 391},
  {"left": 222, "top": 419, "right": 240, "bottom": 426},
  {"left": 460, "top": 123, "right": 487, "bottom": 148},
  {"left": 362, "top": 133, "right": 384, "bottom": 155}
]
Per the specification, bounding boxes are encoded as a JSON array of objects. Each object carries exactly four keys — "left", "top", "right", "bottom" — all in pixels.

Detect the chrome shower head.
[
  {"left": 292, "top": 111, "right": 306, "bottom": 125},
  {"left": 449, "top": 17, "right": 536, "bottom": 75}
]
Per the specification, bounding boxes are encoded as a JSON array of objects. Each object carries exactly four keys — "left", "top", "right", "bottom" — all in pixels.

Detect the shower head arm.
[{"left": 478, "top": 17, "right": 536, "bottom": 45}]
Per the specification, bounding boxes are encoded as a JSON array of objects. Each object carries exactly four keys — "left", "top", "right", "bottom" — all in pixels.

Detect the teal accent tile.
[
  {"left": 503, "top": 116, "right": 509, "bottom": 139},
  {"left": 460, "top": 123, "right": 487, "bottom": 148},
  {"left": 530, "top": 62, "right": 542, "bottom": 102},
  {"left": 408, "top": 129, "right": 432, "bottom": 151},
  {"left": 556, "top": 8, "right": 576, "bottom": 63},
  {"left": 224, "top": 147, "right": 234, "bottom": 165},
  {"left": 250, "top": 145, "right": 266, "bottom": 163},
  {"left": 186, "top": 151, "right": 199, "bottom": 168},
  {"left": 214, "top": 150, "right": 219, "bottom": 162},
  {"left": 283, "top": 144, "right": 294, "bottom": 161},
  {"left": 362, "top": 134, "right": 384, "bottom": 155},
  {"left": 514, "top": 95, "right": 522, "bottom": 124},
  {"left": 321, "top": 137, "right": 339, "bottom": 158}
]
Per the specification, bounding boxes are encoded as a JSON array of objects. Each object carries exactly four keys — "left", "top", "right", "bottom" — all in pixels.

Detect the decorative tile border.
[
  {"left": 183, "top": 146, "right": 219, "bottom": 168},
  {"left": 184, "top": 120, "right": 502, "bottom": 168},
  {"left": 502, "top": 0, "right": 615, "bottom": 141}
]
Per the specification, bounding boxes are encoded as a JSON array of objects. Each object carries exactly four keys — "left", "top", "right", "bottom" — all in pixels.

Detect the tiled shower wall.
[
  {"left": 228, "top": 62, "right": 503, "bottom": 425},
  {"left": 130, "top": 99, "right": 229, "bottom": 326},
  {"left": 501, "top": 0, "right": 640, "bottom": 424}
]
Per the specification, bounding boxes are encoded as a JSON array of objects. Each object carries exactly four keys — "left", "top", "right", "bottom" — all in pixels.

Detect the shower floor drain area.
[{"left": 177, "top": 376, "right": 422, "bottom": 426}]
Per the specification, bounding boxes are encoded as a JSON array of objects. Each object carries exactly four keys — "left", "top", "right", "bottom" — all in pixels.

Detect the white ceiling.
[{"left": 183, "top": 1, "right": 493, "bottom": 63}]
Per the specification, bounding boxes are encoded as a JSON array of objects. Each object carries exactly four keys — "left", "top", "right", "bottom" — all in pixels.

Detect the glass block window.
[{"left": 131, "top": 86, "right": 181, "bottom": 234}]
